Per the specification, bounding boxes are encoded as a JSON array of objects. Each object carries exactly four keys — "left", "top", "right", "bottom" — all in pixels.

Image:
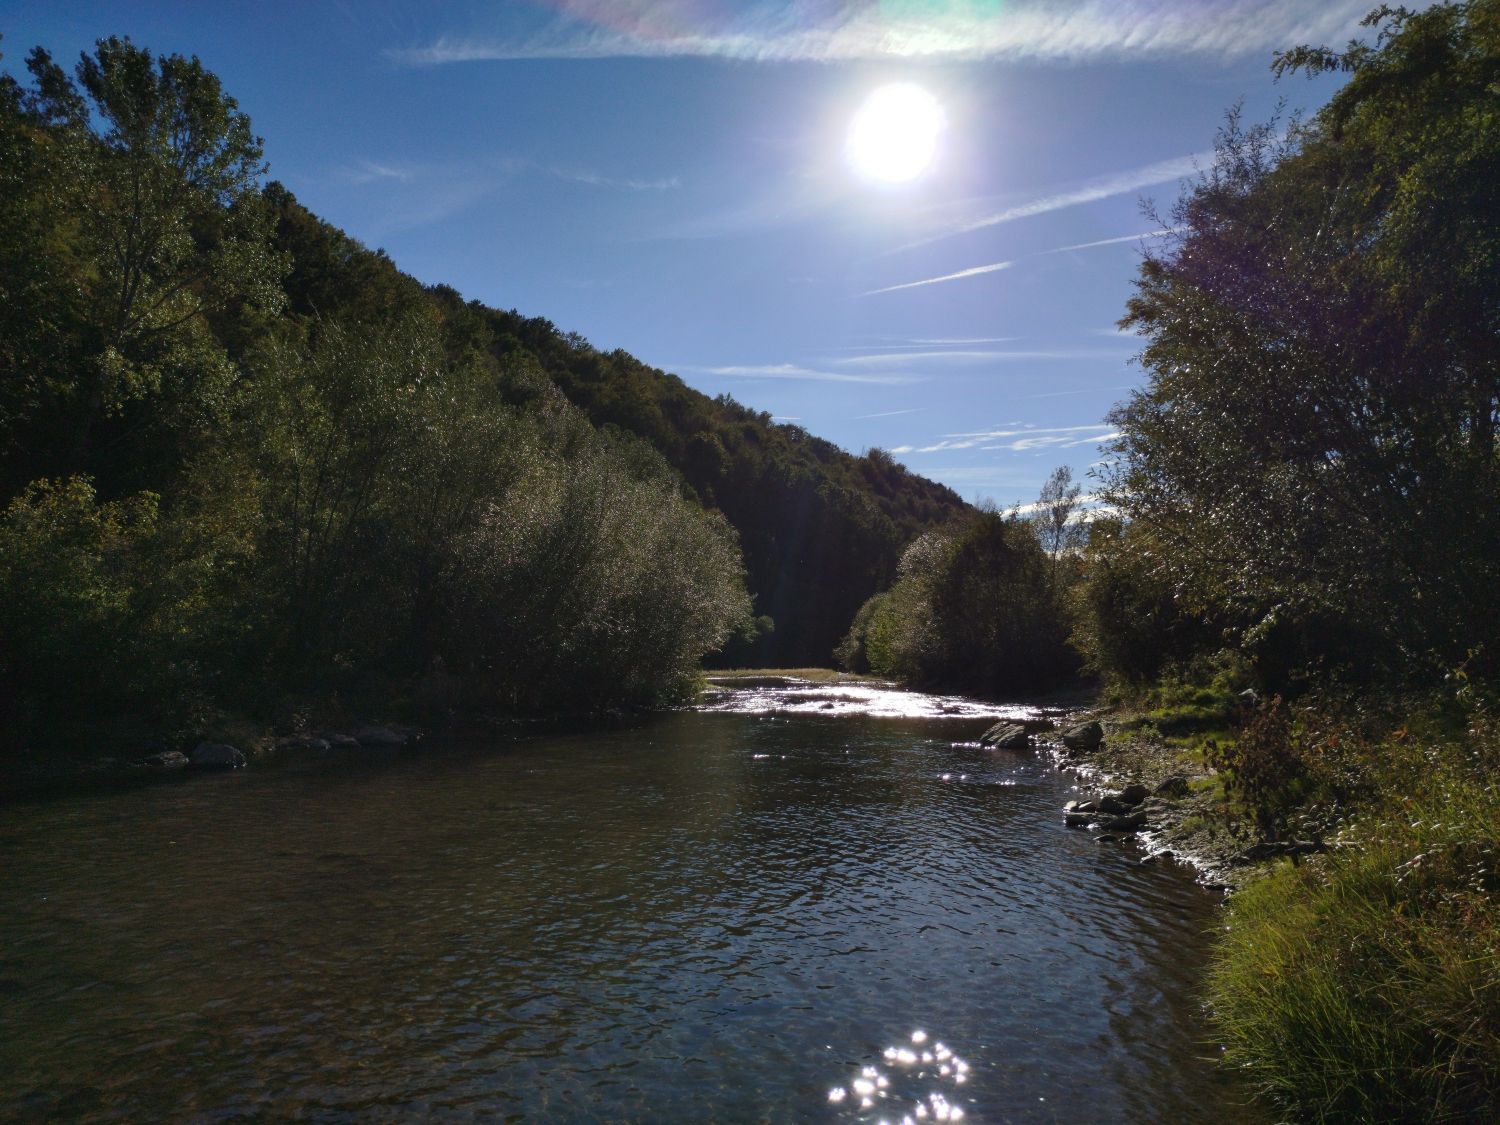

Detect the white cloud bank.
[{"left": 392, "top": 1, "right": 1391, "bottom": 66}]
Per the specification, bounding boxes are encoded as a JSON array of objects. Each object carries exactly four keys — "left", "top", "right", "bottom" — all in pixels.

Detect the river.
[{"left": 0, "top": 680, "right": 1259, "bottom": 1122}]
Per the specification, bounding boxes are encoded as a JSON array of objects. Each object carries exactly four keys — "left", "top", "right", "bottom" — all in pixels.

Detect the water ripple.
[{"left": 0, "top": 694, "right": 1260, "bottom": 1122}]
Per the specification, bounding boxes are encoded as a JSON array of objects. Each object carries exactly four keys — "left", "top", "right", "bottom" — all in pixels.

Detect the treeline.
[
  {"left": 0, "top": 35, "right": 749, "bottom": 750},
  {"left": 266, "top": 188, "right": 969, "bottom": 669},
  {"left": 1064, "top": 5, "right": 1498, "bottom": 1119},
  {"left": 1078, "top": 0, "right": 1499, "bottom": 695}
]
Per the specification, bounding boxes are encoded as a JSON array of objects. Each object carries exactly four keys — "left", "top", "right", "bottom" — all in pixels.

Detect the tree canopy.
[{"left": 1098, "top": 0, "right": 1500, "bottom": 686}]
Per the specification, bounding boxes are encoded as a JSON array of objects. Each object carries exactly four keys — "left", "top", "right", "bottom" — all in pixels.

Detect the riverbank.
[
  {"left": 1042, "top": 712, "right": 1269, "bottom": 890},
  {"left": 1042, "top": 694, "right": 1500, "bottom": 1120}
]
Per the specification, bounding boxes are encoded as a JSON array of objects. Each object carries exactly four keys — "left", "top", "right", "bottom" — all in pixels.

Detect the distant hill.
[{"left": 269, "top": 186, "right": 969, "bottom": 666}]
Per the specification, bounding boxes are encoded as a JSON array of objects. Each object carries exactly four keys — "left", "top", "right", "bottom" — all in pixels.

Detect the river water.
[{"left": 0, "top": 681, "right": 1259, "bottom": 1122}]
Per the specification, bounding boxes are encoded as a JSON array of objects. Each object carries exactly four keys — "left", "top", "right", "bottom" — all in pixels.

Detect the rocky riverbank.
[
  {"left": 0, "top": 722, "right": 424, "bottom": 800},
  {"left": 978, "top": 712, "right": 1316, "bottom": 891}
]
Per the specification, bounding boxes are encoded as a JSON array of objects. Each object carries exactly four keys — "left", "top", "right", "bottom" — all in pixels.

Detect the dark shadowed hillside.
[{"left": 269, "top": 189, "right": 969, "bottom": 666}]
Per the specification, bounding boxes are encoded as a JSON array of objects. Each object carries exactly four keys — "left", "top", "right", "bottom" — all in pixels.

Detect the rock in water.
[
  {"left": 190, "top": 741, "right": 246, "bottom": 770},
  {"left": 978, "top": 722, "right": 1030, "bottom": 749},
  {"left": 1061, "top": 721, "right": 1104, "bottom": 751}
]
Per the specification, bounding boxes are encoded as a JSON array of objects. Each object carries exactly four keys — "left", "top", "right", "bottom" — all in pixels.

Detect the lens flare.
[{"left": 847, "top": 83, "right": 944, "bottom": 182}]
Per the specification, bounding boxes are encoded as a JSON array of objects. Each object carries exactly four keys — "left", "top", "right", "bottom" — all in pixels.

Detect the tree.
[
  {"left": 1104, "top": 0, "right": 1500, "bottom": 685},
  {"left": 1031, "top": 465, "right": 1084, "bottom": 593},
  {"left": 2, "top": 36, "right": 285, "bottom": 490}
]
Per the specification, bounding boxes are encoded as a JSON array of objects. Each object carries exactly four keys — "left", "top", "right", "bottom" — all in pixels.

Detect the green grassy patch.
[{"left": 1208, "top": 734, "right": 1500, "bottom": 1121}]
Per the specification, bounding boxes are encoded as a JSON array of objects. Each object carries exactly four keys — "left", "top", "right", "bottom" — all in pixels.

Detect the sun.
[{"left": 847, "top": 83, "right": 944, "bottom": 183}]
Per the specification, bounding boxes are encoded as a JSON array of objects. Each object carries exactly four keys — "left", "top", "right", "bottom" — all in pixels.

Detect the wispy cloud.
[
  {"left": 1005, "top": 492, "right": 1104, "bottom": 518},
  {"left": 896, "top": 152, "right": 1207, "bottom": 252},
  {"left": 905, "top": 423, "right": 1118, "bottom": 453},
  {"left": 834, "top": 348, "right": 1133, "bottom": 367},
  {"left": 680, "top": 363, "right": 922, "bottom": 385},
  {"left": 856, "top": 407, "right": 925, "bottom": 419},
  {"left": 348, "top": 159, "right": 418, "bottom": 184},
  {"left": 982, "top": 429, "right": 1120, "bottom": 452},
  {"left": 549, "top": 168, "right": 681, "bottom": 191},
  {"left": 391, "top": 2, "right": 1386, "bottom": 66},
  {"left": 1043, "top": 229, "right": 1177, "bottom": 254},
  {"left": 860, "top": 260, "right": 1014, "bottom": 296},
  {"left": 829, "top": 337, "right": 1021, "bottom": 350}
]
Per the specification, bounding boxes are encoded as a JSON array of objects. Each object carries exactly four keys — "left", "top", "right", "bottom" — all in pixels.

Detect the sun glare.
[{"left": 847, "top": 83, "right": 944, "bottom": 183}]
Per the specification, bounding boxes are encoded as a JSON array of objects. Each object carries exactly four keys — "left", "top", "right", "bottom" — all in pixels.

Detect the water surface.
[{"left": 0, "top": 684, "right": 1258, "bottom": 1121}]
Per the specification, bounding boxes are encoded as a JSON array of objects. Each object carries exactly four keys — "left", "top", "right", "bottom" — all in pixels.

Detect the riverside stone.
[
  {"left": 190, "top": 741, "right": 245, "bottom": 770},
  {"left": 1154, "top": 775, "right": 1191, "bottom": 798},
  {"left": 1061, "top": 721, "right": 1103, "bottom": 751},
  {"left": 978, "top": 722, "right": 1030, "bottom": 750}
]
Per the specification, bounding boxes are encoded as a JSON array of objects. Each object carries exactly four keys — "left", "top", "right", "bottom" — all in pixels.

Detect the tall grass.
[{"left": 1207, "top": 732, "right": 1500, "bottom": 1121}]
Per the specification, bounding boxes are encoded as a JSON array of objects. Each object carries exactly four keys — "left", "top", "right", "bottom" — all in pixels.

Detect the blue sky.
[{"left": 0, "top": 1, "right": 1376, "bottom": 507}]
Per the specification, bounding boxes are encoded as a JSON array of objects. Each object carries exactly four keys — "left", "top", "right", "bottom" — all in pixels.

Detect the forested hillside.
[
  {"left": 0, "top": 33, "right": 964, "bottom": 753},
  {"left": 267, "top": 189, "right": 968, "bottom": 666}
]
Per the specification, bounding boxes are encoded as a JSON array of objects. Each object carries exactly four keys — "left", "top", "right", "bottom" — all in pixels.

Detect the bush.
[{"left": 0, "top": 478, "right": 158, "bottom": 742}]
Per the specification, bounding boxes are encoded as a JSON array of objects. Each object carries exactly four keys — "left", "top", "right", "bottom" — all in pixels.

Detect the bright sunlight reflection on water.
[
  {"left": 700, "top": 677, "right": 1058, "bottom": 722},
  {"left": 828, "top": 1028, "right": 973, "bottom": 1122}
]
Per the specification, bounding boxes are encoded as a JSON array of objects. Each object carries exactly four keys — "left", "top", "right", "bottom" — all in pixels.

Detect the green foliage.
[
  {"left": 0, "top": 33, "right": 784, "bottom": 747},
  {"left": 1103, "top": 0, "right": 1500, "bottom": 688},
  {"left": 462, "top": 302, "right": 968, "bottom": 666},
  {"left": 0, "top": 478, "right": 157, "bottom": 739},
  {"left": 1209, "top": 728, "right": 1500, "bottom": 1121},
  {"left": 227, "top": 313, "right": 750, "bottom": 714},
  {"left": 0, "top": 35, "right": 286, "bottom": 497},
  {"left": 1071, "top": 517, "right": 1223, "bottom": 687},
  {"left": 838, "top": 511, "right": 1078, "bottom": 694}
]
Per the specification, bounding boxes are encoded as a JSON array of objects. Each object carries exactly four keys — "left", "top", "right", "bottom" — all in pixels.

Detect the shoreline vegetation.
[{"left": 3, "top": 2, "right": 1497, "bottom": 1120}]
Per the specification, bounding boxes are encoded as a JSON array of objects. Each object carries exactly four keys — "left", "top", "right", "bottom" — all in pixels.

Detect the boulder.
[
  {"left": 328, "top": 733, "right": 360, "bottom": 749},
  {"left": 141, "top": 750, "right": 189, "bottom": 770},
  {"left": 1064, "top": 811, "right": 1095, "bottom": 828},
  {"left": 1097, "top": 794, "right": 1133, "bottom": 815},
  {"left": 1154, "top": 775, "right": 1191, "bottom": 799},
  {"left": 190, "top": 741, "right": 246, "bottom": 770},
  {"left": 1098, "top": 811, "right": 1147, "bottom": 832},
  {"left": 1119, "top": 783, "right": 1151, "bottom": 807},
  {"left": 978, "top": 722, "right": 1030, "bottom": 750},
  {"left": 1060, "top": 721, "right": 1103, "bottom": 751}
]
